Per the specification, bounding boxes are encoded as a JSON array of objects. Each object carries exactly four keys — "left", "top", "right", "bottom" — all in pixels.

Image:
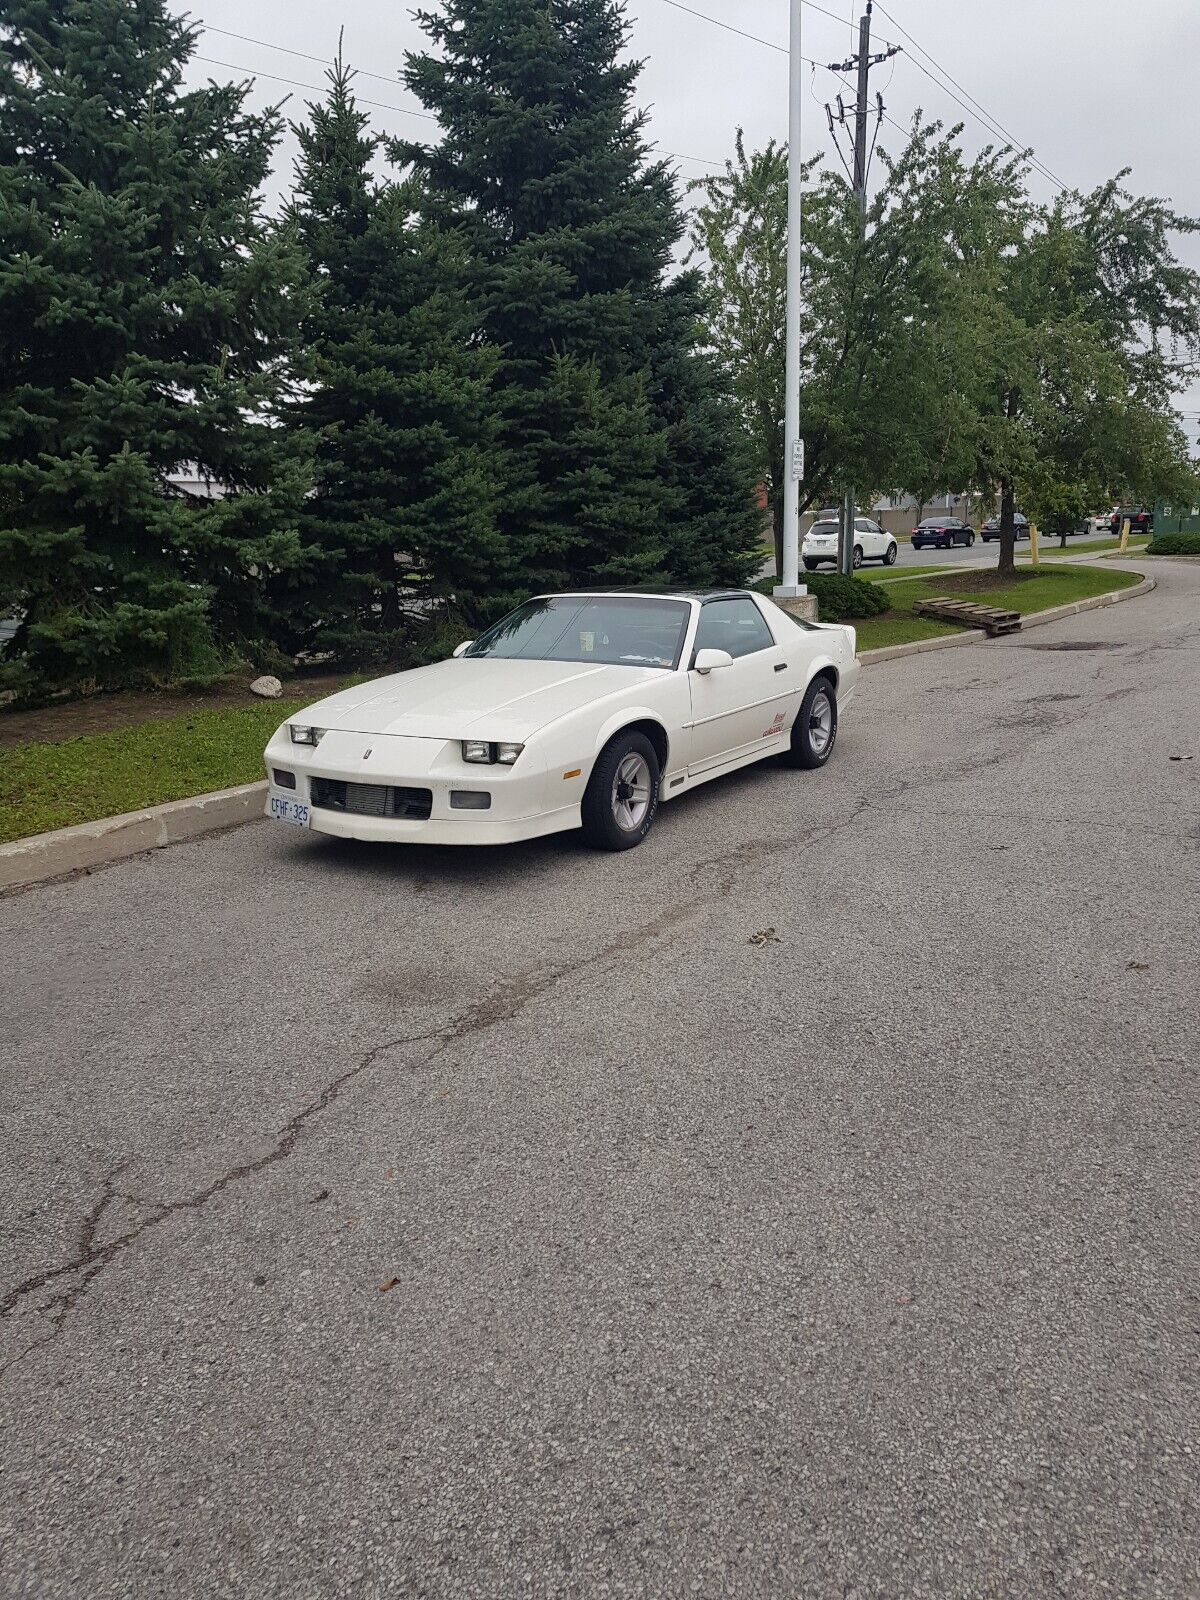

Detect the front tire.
[
  {"left": 884, "top": 542, "right": 898, "bottom": 565},
  {"left": 783, "top": 676, "right": 838, "bottom": 770},
  {"left": 580, "top": 731, "right": 660, "bottom": 851},
  {"left": 966, "top": 532, "right": 975, "bottom": 547}
]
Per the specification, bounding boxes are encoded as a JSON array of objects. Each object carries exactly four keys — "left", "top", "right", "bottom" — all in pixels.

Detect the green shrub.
[
  {"left": 1146, "top": 533, "right": 1200, "bottom": 556},
  {"left": 756, "top": 572, "right": 890, "bottom": 622}
]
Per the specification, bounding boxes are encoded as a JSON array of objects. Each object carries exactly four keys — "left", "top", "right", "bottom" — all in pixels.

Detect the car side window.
[{"left": 694, "top": 598, "right": 775, "bottom": 660}]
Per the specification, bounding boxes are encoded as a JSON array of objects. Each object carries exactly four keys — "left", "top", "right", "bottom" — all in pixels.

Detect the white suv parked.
[{"left": 803, "top": 515, "right": 898, "bottom": 570}]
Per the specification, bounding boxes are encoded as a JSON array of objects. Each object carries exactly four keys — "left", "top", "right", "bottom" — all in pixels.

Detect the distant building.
[
  {"left": 870, "top": 492, "right": 983, "bottom": 536},
  {"left": 801, "top": 490, "right": 983, "bottom": 539},
  {"left": 166, "top": 463, "right": 228, "bottom": 500}
]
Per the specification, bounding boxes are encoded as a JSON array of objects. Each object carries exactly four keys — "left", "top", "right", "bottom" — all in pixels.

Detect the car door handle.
[{"left": 774, "top": 662, "right": 788, "bottom": 673}]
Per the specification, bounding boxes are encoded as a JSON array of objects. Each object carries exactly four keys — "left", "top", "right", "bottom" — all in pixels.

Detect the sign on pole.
[{"left": 790, "top": 439, "right": 805, "bottom": 482}]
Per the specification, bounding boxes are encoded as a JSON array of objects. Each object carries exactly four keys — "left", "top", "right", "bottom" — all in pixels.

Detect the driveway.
[{"left": 2, "top": 561, "right": 1198, "bottom": 1598}]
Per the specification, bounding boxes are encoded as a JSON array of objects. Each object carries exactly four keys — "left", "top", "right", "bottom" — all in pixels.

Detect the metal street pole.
[
  {"left": 840, "top": 4, "right": 872, "bottom": 577},
  {"left": 775, "top": 0, "right": 806, "bottom": 599}
]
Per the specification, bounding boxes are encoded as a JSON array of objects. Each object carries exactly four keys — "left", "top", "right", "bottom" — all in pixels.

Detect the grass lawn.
[
  {"left": 1028, "top": 537, "right": 1148, "bottom": 557},
  {"left": 854, "top": 562, "right": 1143, "bottom": 653},
  {"left": 861, "top": 563, "right": 959, "bottom": 584},
  {"left": 0, "top": 700, "right": 306, "bottom": 845},
  {"left": 0, "top": 562, "right": 1146, "bottom": 844}
]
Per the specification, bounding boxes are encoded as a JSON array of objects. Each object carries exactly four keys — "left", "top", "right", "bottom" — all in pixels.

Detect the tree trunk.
[
  {"left": 997, "top": 479, "right": 1017, "bottom": 577},
  {"left": 772, "top": 495, "right": 784, "bottom": 581},
  {"left": 380, "top": 554, "right": 402, "bottom": 637}
]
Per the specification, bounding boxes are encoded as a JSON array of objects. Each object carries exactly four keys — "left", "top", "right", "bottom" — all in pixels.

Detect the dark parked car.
[
  {"left": 1111, "top": 507, "right": 1152, "bottom": 537},
  {"left": 911, "top": 516, "right": 975, "bottom": 550},
  {"left": 980, "top": 513, "right": 1030, "bottom": 542}
]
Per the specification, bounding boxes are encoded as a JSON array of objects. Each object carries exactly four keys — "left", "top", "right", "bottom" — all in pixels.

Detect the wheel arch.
[
  {"left": 805, "top": 659, "right": 840, "bottom": 692},
  {"left": 593, "top": 712, "right": 670, "bottom": 773}
]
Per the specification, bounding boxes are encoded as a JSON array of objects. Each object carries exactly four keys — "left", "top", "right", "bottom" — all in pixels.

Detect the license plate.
[{"left": 269, "top": 793, "right": 310, "bottom": 828}]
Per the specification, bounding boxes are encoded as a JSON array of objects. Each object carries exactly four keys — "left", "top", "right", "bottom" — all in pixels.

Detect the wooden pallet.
[{"left": 912, "top": 597, "right": 1022, "bottom": 637}]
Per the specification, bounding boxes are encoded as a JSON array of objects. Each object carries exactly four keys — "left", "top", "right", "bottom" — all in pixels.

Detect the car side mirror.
[
  {"left": 452, "top": 641, "right": 474, "bottom": 658},
  {"left": 693, "top": 648, "right": 734, "bottom": 675}
]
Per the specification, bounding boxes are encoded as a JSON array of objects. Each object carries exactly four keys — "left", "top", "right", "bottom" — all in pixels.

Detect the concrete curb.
[
  {"left": 859, "top": 573, "right": 1155, "bottom": 667},
  {"left": 0, "top": 572, "right": 1159, "bottom": 893},
  {"left": 0, "top": 781, "right": 266, "bottom": 893}
]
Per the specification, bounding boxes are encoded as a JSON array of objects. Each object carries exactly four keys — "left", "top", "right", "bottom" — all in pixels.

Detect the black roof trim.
[{"left": 538, "top": 587, "right": 755, "bottom": 603}]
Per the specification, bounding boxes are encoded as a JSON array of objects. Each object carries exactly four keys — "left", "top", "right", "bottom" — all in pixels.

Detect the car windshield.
[
  {"left": 809, "top": 522, "right": 838, "bottom": 536},
  {"left": 918, "top": 518, "right": 952, "bottom": 528},
  {"left": 464, "top": 595, "right": 691, "bottom": 669}
]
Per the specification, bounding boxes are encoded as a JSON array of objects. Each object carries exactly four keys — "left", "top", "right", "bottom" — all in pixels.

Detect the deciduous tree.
[
  {"left": 958, "top": 174, "right": 1200, "bottom": 574},
  {"left": 689, "top": 121, "right": 1013, "bottom": 576}
]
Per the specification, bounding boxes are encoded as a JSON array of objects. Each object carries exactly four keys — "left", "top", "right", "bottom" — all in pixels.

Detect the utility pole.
[
  {"left": 826, "top": 5, "right": 900, "bottom": 575},
  {"left": 774, "top": 0, "right": 806, "bottom": 602}
]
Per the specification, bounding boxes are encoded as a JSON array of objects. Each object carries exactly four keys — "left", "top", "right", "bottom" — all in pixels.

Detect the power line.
[
  {"left": 803, "top": 0, "right": 896, "bottom": 48},
  {"left": 192, "top": 44, "right": 723, "bottom": 167},
  {"left": 652, "top": 0, "right": 786, "bottom": 56},
  {"left": 653, "top": 0, "right": 1068, "bottom": 192},
  {"left": 201, "top": 24, "right": 413, "bottom": 92},
  {"left": 653, "top": 0, "right": 896, "bottom": 53},
  {"left": 872, "top": 0, "right": 1068, "bottom": 190},
  {"left": 897, "top": 48, "right": 1066, "bottom": 191},
  {"left": 192, "top": 54, "right": 437, "bottom": 121}
]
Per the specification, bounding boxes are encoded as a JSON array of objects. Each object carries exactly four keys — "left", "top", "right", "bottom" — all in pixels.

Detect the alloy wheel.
[
  {"left": 809, "top": 691, "right": 834, "bottom": 758},
  {"left": 611, "top": 752, "right": 652, "bottom": 832}
]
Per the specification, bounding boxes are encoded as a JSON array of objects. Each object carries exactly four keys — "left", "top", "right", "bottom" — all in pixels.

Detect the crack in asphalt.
[
  {"left": 0, "top": 791, "right": 877, "bottom": 1374},
  {"left": 0, "top": 1023, "right": 445, "bottom": 1373},
  {"left": 1, "top": 610, "right": 1181, "bottom": 1375}
]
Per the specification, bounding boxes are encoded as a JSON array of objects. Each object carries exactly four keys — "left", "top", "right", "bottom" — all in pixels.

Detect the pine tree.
[
  {"left": 649, "top": 271, "right": 766, "bottom": 587},
  {"left": 403, "top": 0, "right": 760, "bottom": 600},
  {"left": 0, "top": 0, "right": 310, "bottom": 693},
  {"left": 286, "top": 55, "right": 504, "bottom": 660}
]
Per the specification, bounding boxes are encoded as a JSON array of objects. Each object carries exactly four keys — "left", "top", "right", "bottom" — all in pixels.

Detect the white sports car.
[{"left": 263, "top": 589, "right": 859, "bottom": 852}]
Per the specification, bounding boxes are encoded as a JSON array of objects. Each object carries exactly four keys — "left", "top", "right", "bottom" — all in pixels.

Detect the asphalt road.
[
  {"left": 3, "top": 560, "right": 1198, "bottom": 1599},
  {"left": 757, "top": 535, "right": 1105, "bottom": 583},
  {"left": 789, "top": 532, "right": 1121, "bottom": 576},
  {"left": 882, "top": 534, "right": 1123, "bottom": 572}
]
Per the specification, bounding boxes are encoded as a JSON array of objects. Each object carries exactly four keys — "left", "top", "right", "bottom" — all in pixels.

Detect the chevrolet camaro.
[{"left": 263, "top": 589, "right": 860, "bottom": 852}]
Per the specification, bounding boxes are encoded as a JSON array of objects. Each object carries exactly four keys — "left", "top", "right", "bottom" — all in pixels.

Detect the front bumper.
[{"left": 263, "top": 727, "right": 583, "bottom": 846}]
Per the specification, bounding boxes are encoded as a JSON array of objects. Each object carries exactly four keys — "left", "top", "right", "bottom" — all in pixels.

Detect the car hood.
[{"left": 294, "top": 658, "right": 665, "bottom": 741}]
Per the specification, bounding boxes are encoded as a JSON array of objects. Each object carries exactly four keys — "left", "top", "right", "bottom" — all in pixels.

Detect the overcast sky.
[{"left": 186, "top": 0, "right": 1200, "bottom": 430}]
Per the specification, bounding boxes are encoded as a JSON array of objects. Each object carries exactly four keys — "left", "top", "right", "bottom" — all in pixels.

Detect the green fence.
[{"left": 1154, "top": 500, "right": 1200, "bottom": 535}]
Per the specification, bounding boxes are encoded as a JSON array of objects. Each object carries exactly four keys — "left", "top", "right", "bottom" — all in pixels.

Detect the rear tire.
[
  {"left": 804, "top": 559, "right": 818, "bottom": 572},
  {"left": 852, "top": 545, "right": 863, "bottom": 569},
  {"left": 783, "top": 676, "right": 838, "bottom": 770},
  {"left": 580, "top": 730, "right": 660, "bottom": 851}
]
